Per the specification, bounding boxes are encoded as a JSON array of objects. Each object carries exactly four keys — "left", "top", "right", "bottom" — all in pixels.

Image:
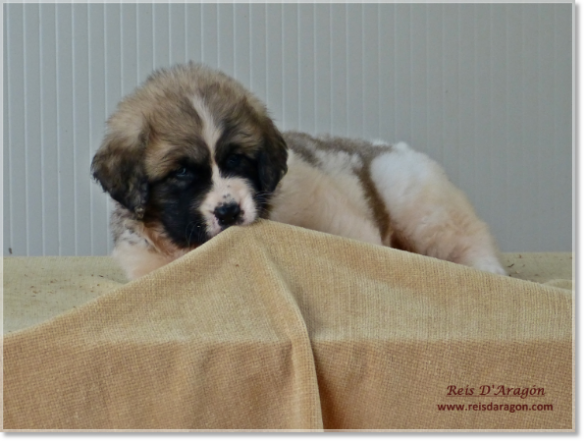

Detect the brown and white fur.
[{"left": 91, "top": 62, "right": 506, "bottom": 280}]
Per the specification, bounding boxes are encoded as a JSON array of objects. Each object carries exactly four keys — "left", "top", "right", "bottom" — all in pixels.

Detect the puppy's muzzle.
[{"left": 214, "top": 202, "right": 242, "bottom": 227}]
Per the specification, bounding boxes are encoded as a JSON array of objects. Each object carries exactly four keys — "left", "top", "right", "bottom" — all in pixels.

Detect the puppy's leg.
[{"left": 370, "top": 142, "right": 506, "bottom": 275}]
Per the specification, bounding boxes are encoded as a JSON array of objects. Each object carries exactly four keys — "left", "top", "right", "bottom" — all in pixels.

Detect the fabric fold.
[
  {"left": 4, "top": 223, "right": 325, "bottom": 430},
  {"left": 3, "top": 220, "right": 573, "bottom": 430}
]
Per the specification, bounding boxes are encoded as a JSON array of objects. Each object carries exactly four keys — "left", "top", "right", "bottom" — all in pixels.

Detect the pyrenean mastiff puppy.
[{"left": 91, "top": 62, "right": 506, "bottom": 280}]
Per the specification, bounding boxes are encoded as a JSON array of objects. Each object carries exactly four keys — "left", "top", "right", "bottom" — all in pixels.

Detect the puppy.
[{"left": 91, "top": 62, "right": 506, "bottom": 280}]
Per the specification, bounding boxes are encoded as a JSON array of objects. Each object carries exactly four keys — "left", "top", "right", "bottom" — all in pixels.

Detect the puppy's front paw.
[{"left": 469, "top": 257, "right": 507, "bottom": 276}]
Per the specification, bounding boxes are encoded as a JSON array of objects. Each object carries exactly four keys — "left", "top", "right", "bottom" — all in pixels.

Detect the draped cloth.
[{"left": 3, "top": 220, "right": 573, "bottom": 430}]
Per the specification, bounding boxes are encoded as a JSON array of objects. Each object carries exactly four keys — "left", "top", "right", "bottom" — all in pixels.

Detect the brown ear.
[
  {"left": 91, "top": 130, "right": 149, "bottom": 219},
  {"left": 258, "top": 119, "right": 288, "bottom": 194}
]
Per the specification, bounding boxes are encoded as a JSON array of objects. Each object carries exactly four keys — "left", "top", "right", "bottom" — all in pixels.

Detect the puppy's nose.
[{"left": 214, "top": 202, "right": 241, "bottom": 226}]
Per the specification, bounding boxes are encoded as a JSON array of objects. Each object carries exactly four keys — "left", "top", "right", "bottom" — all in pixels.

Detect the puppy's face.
[{"left": 91, "top": 63, "right": 288, "bottom": 249}]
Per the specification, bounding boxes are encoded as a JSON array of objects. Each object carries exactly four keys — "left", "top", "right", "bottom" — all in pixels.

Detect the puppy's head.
[{"left": 91, "top": 62, "right": 288, "bottom": 248}]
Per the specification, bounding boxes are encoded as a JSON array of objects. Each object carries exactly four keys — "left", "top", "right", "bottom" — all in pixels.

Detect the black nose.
[{"left": 214, "top": 203, "right": 242, "bottom": 226}]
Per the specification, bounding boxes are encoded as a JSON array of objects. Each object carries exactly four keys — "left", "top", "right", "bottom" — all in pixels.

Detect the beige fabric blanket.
[{"left": 2, "top": 220, "right": 574, "bottom": 430}]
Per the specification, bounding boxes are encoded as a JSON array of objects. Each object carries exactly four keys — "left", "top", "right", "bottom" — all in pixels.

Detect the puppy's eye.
[
  {"left": 225, "top": 154, "right": 244, "bottom": 169},
  {"left": 172, "top": 167, "right": 195, "bottom": 180}
]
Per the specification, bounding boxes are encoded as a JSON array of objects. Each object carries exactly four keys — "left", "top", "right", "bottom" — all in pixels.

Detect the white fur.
[
  {"left": 201, "top": 165, "right": 258, "bottom": 238},
  {"left": 113, "top": 242, "right": 185, "bottom": 281},
  {"left": 371, "top": 139, "right": 392, "bottom": 147},
  {"left": 191, "top": 96, "right": 223, "bottom": 154},
  {"left": 369, "top": 142, "right": 506, "bottom": 275},
  {"left": 113, "top": 227, "right": 188, "bottom": 281}
]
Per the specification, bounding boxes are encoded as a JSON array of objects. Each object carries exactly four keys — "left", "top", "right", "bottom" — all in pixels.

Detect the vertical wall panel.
[
  {"left": 56, "top": 4, "right": 75, "bottom": 255},
  {"left": 521, "top": 4, "right": 542, "bottom": 226},
  {"left": 346, "top": 3, "right": 363, "bottom": 138},
  {"left": 184, "top": 4, "right": 202, "bottom": 68},
  {"left": 553, "top": 5, "right": 573, "bottom": 246},
  {"left": 3, "top": 5, "right": 10, "bottom": 254},
  {"left": 298, "top": 5, "right": 316, "bottom": 134},
  {"left": 169, "top": 3, "right": 186, "bottom": 67},
  {"left": 425, "top": 4, "right": 444, "bottom": 165},
  {"left": 409, "top": 5, "right": 428, "bottom": 151},
  {"left": 120, "top": 4, "right": 138, "bottom": 94},
  {"left": 200, "top": 3, "right": 218, "bottom": 67},
  {"left": 362, "top": 4, "right": 379, "bottom": 138},
  {"left": 457, "top": 5, "right": 477, "bottom": 193},
  {"left": 24, "top": 5, "right": 43, "bottom": 255},
  {"left": 378, "top": 4, "right": 396, "bottom": 144},
  {"left": 472, "top": 4, "right": 493, "bottom": 220},
  {"left": 6, "top": 4, "right": 26, "bottom": 256},
  {"left": 232, "top": 4, "right": 249, "bottom": 89},
  {"left": 136, "top": 4, "right": 154, "bottom": 79},
  {"left": 281, "top": 3, "right": 299, "bottom": 131},
  {"left": 72, "top": 4, "right": 92, "bottom": 255},
  {"left": 152, "top": 3, "right": 170, "bottom": 69},
  {"left": 487, "top": 4, "right": 509, "bottom": 239},
  {"left": 394, "top": 4, "right": 412, "bottom": 144},
  {"left": 249, "top": 4, "right": 267, "bottom": 104},
  {"left": 504, "top": 4, "right": 526, "bottom": 249},
  {"left": 314, "top": 4, "right": 332, "bottom": 134},
  {"left": 265, "top": 4, "right": 283, "bottom": 128},
  {"left": 330, "top": 5, "right": 347, "bottom": 137},
  {"left": 3, "top": 3, "right": 574, "bottom": 255},
  {"left": 217, "top": 3, "right": 234, "bottom": 73},
  {"left": 441, "top": 4, "right": 461, "bottom": 184},
  {"left": 536, "top": 4, "right": 556, "bottom": 222}
]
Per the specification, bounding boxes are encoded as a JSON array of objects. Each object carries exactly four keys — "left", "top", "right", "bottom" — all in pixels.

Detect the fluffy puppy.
[{"left": 91, "top": 62, "right": 506, "bottom": 280}]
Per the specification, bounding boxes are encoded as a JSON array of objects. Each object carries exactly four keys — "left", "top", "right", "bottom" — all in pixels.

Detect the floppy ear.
[
  {"left": 91, "top": 129, "right": 149, "bottom": 219},
  {"left": 258, "top": 119, "right": 288, "bottom": 193}
]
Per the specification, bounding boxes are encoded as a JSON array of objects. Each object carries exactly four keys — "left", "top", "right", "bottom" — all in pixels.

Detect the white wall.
[{"left": 3, "top": 2, "right": 573, "bottom": 256}]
